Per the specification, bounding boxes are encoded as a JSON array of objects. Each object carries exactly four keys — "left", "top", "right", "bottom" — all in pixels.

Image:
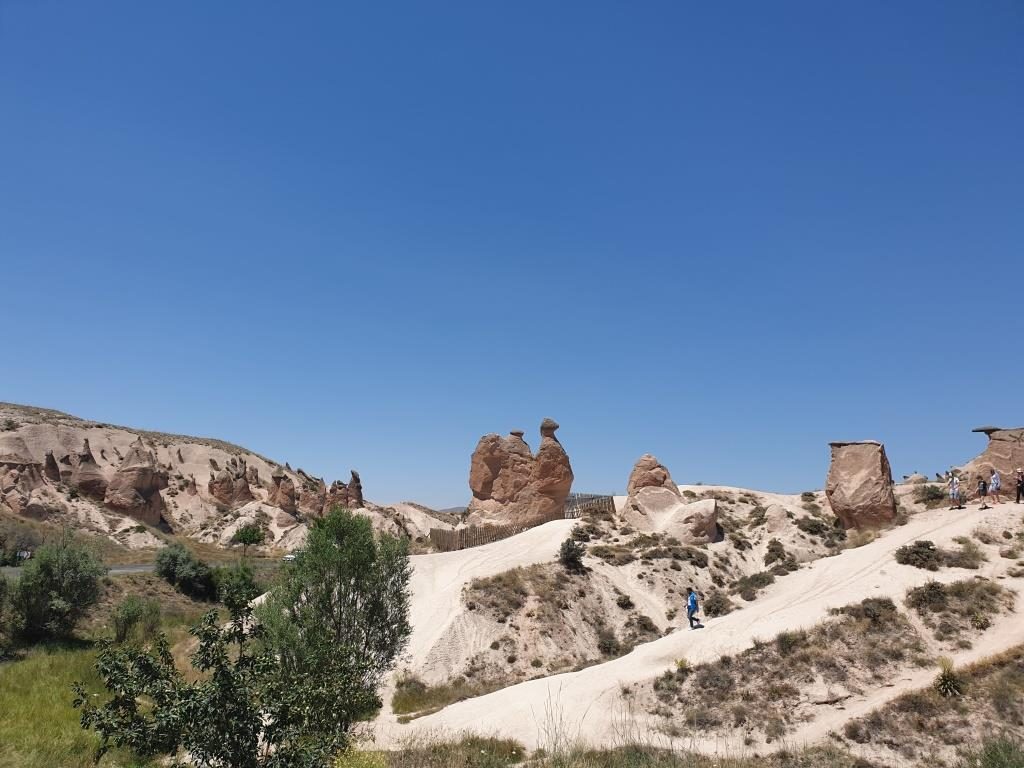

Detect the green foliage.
[
  {"left": 914, "top": 483, "right": 947, "bottom": 507},
  {"left": 213, "top": 561, "right": 262, "bottom": 612},
  {"left": 0, "top": 576, "right": 16, "bottom": 657},
  {"left": 155, "top": 543, "right": 216, "bottom": 599},
  {"left": 12, "top": 531, "right": 105, "bottom": 641},
  {"left": 830, "top": 597, "right": 897, "bottom": 629},
  {"left": 256, "top": 507, "right": 413, "bottom": 743},
  {"left": 934, "top": 656, "right": 964, "bottom": 698},
  {"left": 231, "top": 523, "right": 266, "bottom": 556},
  {"left": 77, "top": 511, "right": 411, "bottom": 766},
  {"left": 800, "top": 491, "right": 817, "bottom": 502},
  {"left": 774, "top": 629, "right": 808, "bottom": 657},
  {"left": 558, "top": 538, "right": 586, "bottom": 572},
  {"left": 112, "top": 595, "right": 144, "bottom": 644},
  {"left": 763, "top": 538, "right": 787, "bottom": 566},
  {"left": 0, "top": 515, "right": 42, "bottom": 566}
]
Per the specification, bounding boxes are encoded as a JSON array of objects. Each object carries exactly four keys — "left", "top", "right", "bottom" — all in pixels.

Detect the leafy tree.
[
  {"left": 256, "top": 507, "right": 413, "bottom": 744},
  {"left": 213, "top": 561, "right": 262, "bottom": 612},
  {"left": 155, "top": 543, "right": 216, "bottom": 599},
  {"left": 75, "top": 507, "right": 412, "bottom": 766},
  {"left": 558, "top": 537, "right": 586, "bottom": 572},
  {"left": 13, "top": 530, "right": 105, "bottom": 640},
  {"left": 231, "top": 524, "right": 266, "bottom": 557}
]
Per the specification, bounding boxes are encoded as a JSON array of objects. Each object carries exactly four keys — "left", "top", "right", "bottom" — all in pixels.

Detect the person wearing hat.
[{"left": 1016, "top": 468, "right": 1024, "bottom": 504}]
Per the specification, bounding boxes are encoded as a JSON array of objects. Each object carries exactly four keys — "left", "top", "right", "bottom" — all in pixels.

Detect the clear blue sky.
[{"left": 1, "top": 2, "right": 1021, "bottom": 507}]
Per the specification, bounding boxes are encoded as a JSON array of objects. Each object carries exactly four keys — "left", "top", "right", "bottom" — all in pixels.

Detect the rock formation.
[
  {"left": 465, "top": 418, "right": 574, "bottom": 527},
  {"left": 103, "top": 437, "right": 169, "bottom": 526},
  {"left": 825, "top": 441, "right": 897, "bottom": 529},
  {"left": 67, "top": 439, "right": 108, "bottom": 499},
  {"left": 0, "top": 454, "right": 49, "bottom": 518},
  {"left": 620, "top": 455, "right": 721, "bottom": 545},
  {"left": 208, "top": 456, "right": 254, "bottom": 508},
  {"left": 903, "top": 473, "right": 928, "bottom": 484},
  {"left": 268, "top": 469, "right": 297, "bottom": 514},
  {"left": 960, "top": 427, "right": 1024, "bottom": 486},
  {"left": 325, "top": 470, "right": 364, "bottom": 511},
  {"left": 43, "top": 450, "right": 60, "bottom": 482},
  {"left": 626, "top": 454, "right": 679, "bottom": 495}
]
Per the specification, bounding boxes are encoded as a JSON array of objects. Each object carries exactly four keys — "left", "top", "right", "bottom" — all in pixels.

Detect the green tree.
[
  {"left": 256, "top": 507, "right": 413, "bottom": 743},
  {"left": 13, "top": 530, "right": 105, "bottom": 640},
  {"left": 231, "top": 524, "right": 266, "bottom": 557},
  {"left": 75, "top": 507, "right": 412, "bottom": 766},
  {"left": 0, "top": 576, "right": 17, "bottom": 657},
  {"left": 155, "top": 543, "right": 216, "bottom": 599},
  {"left": 112, "top": 595, "right": 145, "bottom": 644}
]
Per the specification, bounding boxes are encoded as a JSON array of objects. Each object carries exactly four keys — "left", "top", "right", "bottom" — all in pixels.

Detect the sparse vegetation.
[
  {"left": 914, "top": 483, "right": 948, "bottom": 508},
  {"left": 896, "top": 539, "right": 987, "bottom": 571},
  {"left": 905, "top": 579, "right": 1012, "bottom": 643},
  {"left": 732, "top": 571, "right": 774, "bottom": 601},
  {"left": 559, "top": 538, "right": 586, "bottom": 572}
]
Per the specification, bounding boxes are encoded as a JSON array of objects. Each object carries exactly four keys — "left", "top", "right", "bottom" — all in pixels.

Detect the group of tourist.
[{"left": 948, "top": 467, "right": 1024, "bottom": 510}]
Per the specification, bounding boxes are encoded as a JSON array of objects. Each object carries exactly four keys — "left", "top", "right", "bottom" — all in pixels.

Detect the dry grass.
[{"left": 904, "top": 579, "right": 1014, "bottom": 646}]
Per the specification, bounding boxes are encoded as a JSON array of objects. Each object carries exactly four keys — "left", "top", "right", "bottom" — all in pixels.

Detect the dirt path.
[{"left": 377, "top": 501, "right": 1022, "bottom": 751}]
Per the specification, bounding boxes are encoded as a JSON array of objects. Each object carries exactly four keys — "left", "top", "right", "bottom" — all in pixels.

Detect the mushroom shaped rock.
[{"left": 825, "top": 441, "right": 897, "bottom": 530}]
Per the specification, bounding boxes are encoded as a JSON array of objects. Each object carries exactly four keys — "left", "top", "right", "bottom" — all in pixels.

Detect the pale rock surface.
[
  {"left": 626, "top": 454, "right": 679, "bottom": 495},
  {"left": 959, "top": 426, "right": 1024, "bottom": 486},
  {"left": 103, "top": 437, "right": 168, "bottom": 526}
]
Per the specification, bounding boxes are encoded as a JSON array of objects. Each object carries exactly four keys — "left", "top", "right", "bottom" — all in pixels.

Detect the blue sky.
[{"left": 1, "top": 2, "right": 1021, "bottom": 507}]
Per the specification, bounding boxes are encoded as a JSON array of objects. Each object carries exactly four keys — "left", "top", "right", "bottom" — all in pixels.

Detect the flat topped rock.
[{"left": 828, "top": 440, "right": 882, "bottom": 447}]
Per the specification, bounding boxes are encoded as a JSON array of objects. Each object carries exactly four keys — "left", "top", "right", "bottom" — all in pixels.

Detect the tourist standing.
[
  {"left": 990, "top": 469, "right": 1002, "bottom": 505},
  {"left": 1016, "top": 468, "right": 1024, "bottom": 504},
  {"left": 948, "top": 473, "right": 962, "bottom": 510},
  {"left": 977, "top": 475, "right": 990, "bottom": 510}
]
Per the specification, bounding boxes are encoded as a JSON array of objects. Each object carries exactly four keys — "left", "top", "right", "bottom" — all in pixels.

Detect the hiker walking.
[
  {"left": 990, "top": 469, "right": 1002, "bottom": 505},
  {"left": 686, "top": 587, "right": 702, "bottom": 630},
  {"left": 1016, "top": 468, "right": 1023, "bottom": 504},
  {"left": 977, "top": 475, "right": 990, "bottom": 510},
  {"left": 948, "top": 473, "right": 962, "bottom": 510}
]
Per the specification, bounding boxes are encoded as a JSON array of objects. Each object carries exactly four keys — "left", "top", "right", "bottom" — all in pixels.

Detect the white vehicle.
[{"left": 281, "top": 553, "right": 297, "bottom": 563}]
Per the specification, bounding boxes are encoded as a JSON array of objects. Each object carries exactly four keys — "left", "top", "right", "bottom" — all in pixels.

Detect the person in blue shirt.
[{"left": 686, "top": 587, "right": 701, "bottom": 629}]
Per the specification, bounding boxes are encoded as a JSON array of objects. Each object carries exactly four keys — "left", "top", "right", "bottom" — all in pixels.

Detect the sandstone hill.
[{"left": 0, "top": 402, "right": 452, "bottom": 552}]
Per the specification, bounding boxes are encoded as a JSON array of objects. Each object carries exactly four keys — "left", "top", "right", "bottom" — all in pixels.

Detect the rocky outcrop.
[
  {"left": 465, "top": 418, "right": 574, "bottom": 527},
  {"left": 626, "top": 454, "right": 679, "bottom": 495},
  {"left": 103, "top": 437, "right": 168, "bottom": 526},
  {"left": 67, "top": 439, "right": 108, "bottom": 499},
  {"left": 43, "top": 450, "right": 60, "bottom": 482},
  {"left": 0, "top": 454, "right": 49, "bottom": 517},
  {"left": 296, "top": 472, "right": 327, "bottom": 517},
  {"left": 960, "top": 427, "right": 1024, "bottom": 486},
  {"left": 903, "top": 473, "right": 928, "bottom": 484},
  {"left": 208, "top": 456, "right": 254, "bottom": 508},
  {"left": 325, "top": 470, "right": 364, "bottom": 511},
  {"left": 825, "top": 441, "right": 897, "bottom": 529},
  {"left": 268, "top": 469, "right": 297, "bottom": 514}
]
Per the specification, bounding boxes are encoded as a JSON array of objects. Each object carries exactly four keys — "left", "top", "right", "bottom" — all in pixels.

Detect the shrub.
[
  {"left": 112, "top": 595, "right": 145, "bottom": 644},
  {"left": 906, "top": 580, "right": 948, "bottom": 612},
  {"left": 230, "top": 523, "right": 265, "bottom": 556},
  {"left": 733, "top": 571, "right": 774, "bottom": 601},
  {"left": 914, "top": 484, "right": 947, "bottom": 508},
  {"left": 775, "top": 629, "right": 808, "bottom": 657},
  {"left": 597, "top": 626, "right": 620, "bottom": 656},
  {"left": 934, "top": 656, "right": 964, "bottom": 697},
  {"left": 896, "top": 540, "right": 942, "bottom": 571},
  {"left": 945, "top": 537, "right": 986, "bottom": 569},
  {"left": 763, "top": 538, "right": 787, "bottom": 566},
  {"left": 703, "top": 590, "right": 735, "bottom": 617},
  {"left": 832, "top": 597, "right": 897, "bottom": 629},
  {"left": 800, "top": 491, "right": 817, "bottom": 502},
  {"left": 558, "top": 538, "right": 586, "bottom": 572},
  {"left": 615, "top": 594, "right": 634, "bottom": 610},
  {"left": 956, "top": 737, "right": 1024, "bottom": 768},
  {"left": 13, "top": 531, "right": 105, "bottom": 640},
  {"left": 155, "top": 544, "right": 216, "bottom": 599}
]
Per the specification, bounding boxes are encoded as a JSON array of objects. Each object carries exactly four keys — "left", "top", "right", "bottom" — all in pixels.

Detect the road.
[{"left": 1, "top": 562, "right": 154, "bottom": 580}]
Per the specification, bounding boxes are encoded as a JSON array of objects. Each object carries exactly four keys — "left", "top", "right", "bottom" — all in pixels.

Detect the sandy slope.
[{"left": 377, "top": 501, "right": 1022, "bottom": 751}]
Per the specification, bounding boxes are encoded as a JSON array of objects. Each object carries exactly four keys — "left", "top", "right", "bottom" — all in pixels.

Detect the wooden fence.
[{"left": 428, "top": 493, "right": 616, "bottom": 552}]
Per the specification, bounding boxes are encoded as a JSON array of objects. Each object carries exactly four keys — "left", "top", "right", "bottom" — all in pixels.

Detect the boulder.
[
  {"left": 825, "top": 441, "right": 897, "bottom": 529},
  {"left": 465, "top": 418, "right": 574, "bottom": 527},
  {"left": 104, "top": 437, "right": 169, "bottom": 526},
  {"left": 626, "top": 454, "right": 680, "bottom": 495}
]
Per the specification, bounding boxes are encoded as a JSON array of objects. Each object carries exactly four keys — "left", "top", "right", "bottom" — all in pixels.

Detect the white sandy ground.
[{"left": 374, "top": 500, "right": 1024, "bottom": 753}]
